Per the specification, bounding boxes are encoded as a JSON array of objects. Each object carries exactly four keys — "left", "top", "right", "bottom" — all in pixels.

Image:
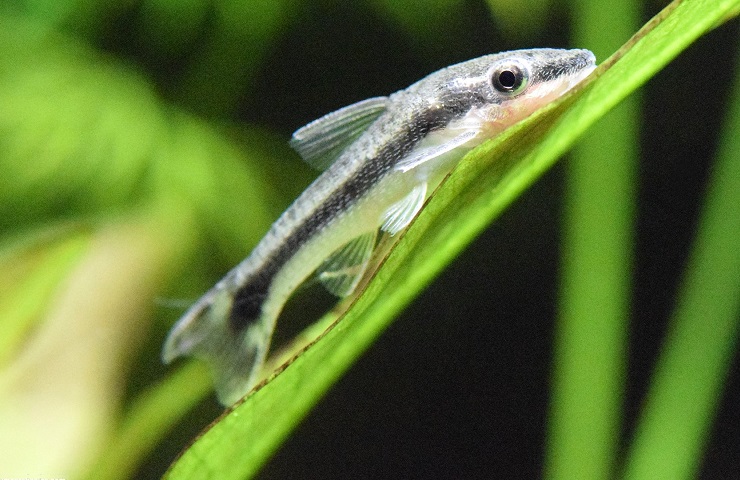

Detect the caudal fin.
[{"left": 162, "top": 286, "right": 273, "bottom": 405}]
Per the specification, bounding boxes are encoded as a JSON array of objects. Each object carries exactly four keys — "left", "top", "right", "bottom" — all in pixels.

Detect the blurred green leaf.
[
  {"left": 173, "top": 0, "right": 301, "bottom": 117},
  {"left": 138, "top": 0, "right": 211, "bottom": 58},
  {"left": 163, "top": 1, "right": 739, "bottom": 478},
  {"left": 485, "top": 0, "right": 551, "bottom": 40},
  {"left": 370, "top": 0, "right": 466, "bottom": 41},
  {"left": 0, "top": 205, "right": 196, "bottom": 478},
  {"left": 84, "top": 361, "right": 213, "bottom": 480},
  {"left": 0, "top": 223, "right": 91, "bottom": 365},
  {"left": 544, "top": 0, "right": 640, "bottom": 477},
  {"left": 0, "top": 17, "right": 162, "bottom": 222},
  {"left": 0, "top": 10, "right": 311, "bottom": 478},
  {"left": 0, "top": 13, "right": 307, "bottom": 251},
  {"left": 621, "top": 30, "right": 740, "bottom": 480},
  {"left": 8, "top": 0, "right": 132, "bottom": 36}
]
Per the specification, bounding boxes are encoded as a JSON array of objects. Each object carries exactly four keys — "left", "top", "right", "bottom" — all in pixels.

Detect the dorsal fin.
[{"left": 289, "top": 97, "right": 388, "bottom": 171}]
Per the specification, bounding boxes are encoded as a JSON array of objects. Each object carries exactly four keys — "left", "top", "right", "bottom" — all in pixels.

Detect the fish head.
[{"left": 418, "top": 48, "right": 597, "bottom": 136}]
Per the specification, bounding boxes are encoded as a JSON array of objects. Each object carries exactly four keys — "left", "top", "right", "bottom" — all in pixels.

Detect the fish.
[{"left": 162, "top": 48, "right": 597, "bottom": 405}]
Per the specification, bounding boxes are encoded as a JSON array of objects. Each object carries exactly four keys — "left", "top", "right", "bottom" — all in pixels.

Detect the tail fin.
[{"left": 162, "top": 286, "right": 273, "bottom": 405}]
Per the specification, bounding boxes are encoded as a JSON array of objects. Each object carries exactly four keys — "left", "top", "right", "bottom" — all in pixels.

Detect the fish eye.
[{"left": 491, "top": 63, "right": 529, "bottom": 94}]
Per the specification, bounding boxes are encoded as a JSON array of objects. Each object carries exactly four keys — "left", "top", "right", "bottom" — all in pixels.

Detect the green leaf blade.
[
  {"left": 544, "top": 0, "right": 640, "bottom": 477},
  {"left": 621, "top": 30, "right": 740, "bottom": 480}
]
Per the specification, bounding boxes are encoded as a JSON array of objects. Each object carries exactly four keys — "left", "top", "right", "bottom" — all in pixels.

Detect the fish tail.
[{"left": 162, "top": 287, "right": 273, "bottom": 405}]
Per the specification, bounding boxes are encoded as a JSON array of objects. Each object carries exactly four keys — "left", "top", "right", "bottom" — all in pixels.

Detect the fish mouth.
[
  {"left": 557, "top": 64, "right": 596, "bottom": 94},
  {"left": 566, "top": 50, "right": 597, "bottom": 87},
  {"left": 531, "top": 51, "right": 597, "bottom": 101},
  {"left": 572, "top": 49, "right": 597, "bottom": 74}
]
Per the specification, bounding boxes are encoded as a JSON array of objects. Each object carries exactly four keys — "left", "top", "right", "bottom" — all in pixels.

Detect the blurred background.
[{"left": 0, "top": 0, "right": 738, "bottom": 479}]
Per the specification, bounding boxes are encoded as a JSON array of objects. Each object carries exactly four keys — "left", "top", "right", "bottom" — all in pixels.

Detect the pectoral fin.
[
  {"left": 290, "top": 97, "right": 389, "bottom": 171},
  {"left": 394, "top": 130, "right": 479, "bottom": 173}
]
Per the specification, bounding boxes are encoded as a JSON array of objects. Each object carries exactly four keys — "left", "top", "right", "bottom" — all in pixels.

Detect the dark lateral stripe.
[{"left": 228, "top": 106, "right": 457, "bottom": 332}]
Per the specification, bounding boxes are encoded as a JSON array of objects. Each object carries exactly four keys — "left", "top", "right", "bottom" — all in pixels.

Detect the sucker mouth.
[
  {"left": 538, "top": 57, "right": 597, "bottom": 99},
  {"left": 566, "top": 63, "right": 597, "bottom": 90},
  {"left": 574, "top": 49, "right": 597, "bottom": 71}
]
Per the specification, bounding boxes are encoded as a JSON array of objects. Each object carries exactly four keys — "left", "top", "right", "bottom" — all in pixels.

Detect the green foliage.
[
  {"left": 621, "top": 26, "right": 740, "bottom": 479},
  {"left": 545, "top": 0, "right": 640, "bottom": 478},
  {"left": 0, "top": 0, "right": 738, "bottom": 479}
]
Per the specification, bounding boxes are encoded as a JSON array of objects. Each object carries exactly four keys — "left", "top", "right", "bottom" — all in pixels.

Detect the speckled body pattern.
[{"left": 162, "top": 48, "right": 596, "bottom": 405}]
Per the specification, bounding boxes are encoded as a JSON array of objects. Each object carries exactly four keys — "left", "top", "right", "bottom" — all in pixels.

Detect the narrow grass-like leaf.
[
  {"left": 621, "top": 35, "right": 740, "bottom": 480},
  {"left": 84, "top": 362, "right": 212, "bottom": 480},
  {"left": 165, "top": 1, "right": 739, "bottom": 478},
  {"left": 544, "top": 0, "right": 639, "bottom": 477},
  {"left": 0, "top": 206, "right": 196, "bottom": 478}
]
